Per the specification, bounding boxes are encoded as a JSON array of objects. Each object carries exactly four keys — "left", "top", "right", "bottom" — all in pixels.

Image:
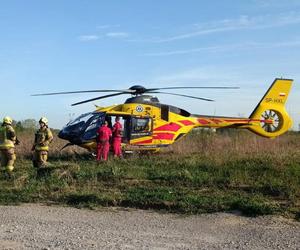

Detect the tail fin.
[{"left": 248, "top": 78, "right": 293, "bottom": 137}]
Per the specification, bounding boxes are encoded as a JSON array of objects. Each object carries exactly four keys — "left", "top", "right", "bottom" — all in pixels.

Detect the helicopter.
[{"left": 33, "top": 78, "right": 293, "bottom": 152}]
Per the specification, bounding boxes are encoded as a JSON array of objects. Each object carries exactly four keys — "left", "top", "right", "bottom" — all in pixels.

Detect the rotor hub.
[{"left": 129, "top": 85, "right": 147, "bottom": 95}]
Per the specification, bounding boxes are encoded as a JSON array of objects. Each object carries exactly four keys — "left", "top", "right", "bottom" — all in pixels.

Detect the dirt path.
[{"left": 0, "top": 204, "right": 299, "bottom": 249}]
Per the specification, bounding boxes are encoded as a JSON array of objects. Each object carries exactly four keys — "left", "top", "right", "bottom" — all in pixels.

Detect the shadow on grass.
[
  {"left": 20, "top": 152, "right": 94, "bottom": 162},
  {"left": 295, "top": 211, "right": 300, "bottom": 221},
  {"left": 59, "top": 187, "right": 282, "bottom": 217},
  {"left": 62, "top": 193, "right": 117, "bottom": 208}
]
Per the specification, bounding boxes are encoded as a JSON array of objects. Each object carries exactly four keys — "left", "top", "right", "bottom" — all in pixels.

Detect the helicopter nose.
[
  {"left": 58, "top": 130, "right": 68, "bottom": 140},
  {"left": 58, "top": 126, "right": 82, "bottom": 144}
]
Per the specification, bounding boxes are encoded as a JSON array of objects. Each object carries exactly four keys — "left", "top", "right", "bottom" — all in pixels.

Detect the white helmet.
[
  {"left": 3, "top": 116, "right": 13, "bottom": 125},
  {"left": 39, "top": 117, "right": 48, "bottom": 125}
]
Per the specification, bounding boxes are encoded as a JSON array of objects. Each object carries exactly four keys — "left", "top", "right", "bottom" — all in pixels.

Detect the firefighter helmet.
[
  {"left": 39, "top": 117, "right": 48, "bottom": 125},
  {"left": 3, "top": 116, "right": 12, "bottom": 125}
]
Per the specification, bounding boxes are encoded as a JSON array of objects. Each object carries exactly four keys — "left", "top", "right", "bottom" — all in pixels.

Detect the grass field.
[{"left": 1, "top": 129, "right": 299, "bottom": 219}]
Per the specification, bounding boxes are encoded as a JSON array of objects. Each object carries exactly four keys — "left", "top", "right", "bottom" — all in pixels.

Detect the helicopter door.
[{"left": 126, "top": 116, "right": 153, "bottom": 141}]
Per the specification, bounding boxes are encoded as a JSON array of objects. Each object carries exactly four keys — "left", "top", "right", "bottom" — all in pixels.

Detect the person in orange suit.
[
  {"left": 112, "top": 117, "right": 123, "bottom": 158},
  {"left": 96, "top": 121, "right": 112, "bottom": 161}
]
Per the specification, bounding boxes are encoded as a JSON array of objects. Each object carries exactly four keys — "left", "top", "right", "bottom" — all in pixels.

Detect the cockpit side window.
[
  {"left": 129, "top": 117, "right": 152, "bottom": 140},
  {"left": 82, "top": 113, "right": 105, "bottom": 141},
  {"left": 132, "top": 118, "right": 151, "bottom": 132}
]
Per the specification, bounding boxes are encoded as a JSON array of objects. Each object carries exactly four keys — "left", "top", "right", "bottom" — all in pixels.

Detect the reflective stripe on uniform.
[
  {"left": 34, "top": 128, "right": 53, "bottom": 151},
  {"left": 0, "top": 126, "right": 15, "bottom": 149}
]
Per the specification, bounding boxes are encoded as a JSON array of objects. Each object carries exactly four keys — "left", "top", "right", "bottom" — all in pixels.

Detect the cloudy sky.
[{"left": 0, "top": 0, "right": 299, "bottom": 129}]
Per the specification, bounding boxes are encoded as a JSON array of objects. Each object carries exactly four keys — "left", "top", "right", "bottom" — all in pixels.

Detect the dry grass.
[
  {"left": 4, "top": 128, "right": 298, "bottom": 218},
  {"left": 15, "top": 129, "right": 300, "bottom": 161},
  {"left": 169, "top": 130, "right": 300, "bottom": 165},
  {"left": 15, "top": 130, "right": 86, "bottom": 160}
]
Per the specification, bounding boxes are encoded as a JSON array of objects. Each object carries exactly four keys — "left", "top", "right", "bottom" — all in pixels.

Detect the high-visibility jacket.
[
  {"left": 34, "top": 127, "right": 53, "bottom": 151},
  {"left": 0, "top": 125, "right": 16, "bottom": 150}
]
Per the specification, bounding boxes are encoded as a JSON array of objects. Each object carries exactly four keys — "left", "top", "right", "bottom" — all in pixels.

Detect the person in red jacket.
[
  {"left": 112, "top": 117, "right": 123, "bottom": 158},
  {"left": 96, "top": 121, "right": 112, "bottom": 161}
]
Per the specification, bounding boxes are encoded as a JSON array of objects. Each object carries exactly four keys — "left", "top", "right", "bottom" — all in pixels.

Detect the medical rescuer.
[
  {"left": 0, "top": 116, "right": 18, "bottom": 173},
  {"left": 32, "top": 117, "right": 53, "bottom": 168},
  {"left": 96, "top": 121, "right": 112, "bottom": 161},
  {"left": 112, "top": 117, "right": 123, "bottom": 158}
]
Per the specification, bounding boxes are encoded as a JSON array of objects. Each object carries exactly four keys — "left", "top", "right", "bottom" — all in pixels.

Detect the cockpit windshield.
[
  {"left": 67, "top": 112, "right": 94, "bottom": 127},
  {"left": 59, "top": 112, "right": 106, "bottom": 144}
]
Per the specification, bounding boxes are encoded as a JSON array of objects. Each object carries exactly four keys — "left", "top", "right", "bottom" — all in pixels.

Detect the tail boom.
[
  {"left": 190, "top": 116, "right": 266, "bottom": 129},
  {"left": 189, "top": 78, "right": 293, "bottom": 138}
]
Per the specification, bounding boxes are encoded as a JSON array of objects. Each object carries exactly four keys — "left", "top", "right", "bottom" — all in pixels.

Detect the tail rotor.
[{"left": 260, "top": 109, "right": 282, "bottom": 133}]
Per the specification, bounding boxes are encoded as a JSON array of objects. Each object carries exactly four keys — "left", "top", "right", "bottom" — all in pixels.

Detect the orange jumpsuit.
[
  {"left": 112, "top": 121, "right": 122, "bottom": 157},
  {"left": 96, "top": 125, "right": 112, "bottom": 161}
]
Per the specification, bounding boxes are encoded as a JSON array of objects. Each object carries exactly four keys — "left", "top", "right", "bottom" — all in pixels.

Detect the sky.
[{"left": 0, "top": 0, "right": 299, "bottom": 129}]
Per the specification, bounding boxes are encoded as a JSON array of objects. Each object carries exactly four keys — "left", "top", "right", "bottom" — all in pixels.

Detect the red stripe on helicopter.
[
  {"left": 132, "top": 139, "right": 153, "bottom": 144},
  {"left": 197, "top": 118, "right": 210, "bottom": 125},
  {"left": 250, "top": 119, "right": 273, "bottom": 123},
  {"left": 154, "top": 123, "right": 181, "bottom": 132},
  {"left": 224, "top": 118, "right": 269, "bottom": 123},
  {"left": 224, "top": 119, "right": 251, "bottom": 123},
  {"left": 261, "top": 119, "right": 273, "bottom": 124},
  {"left": 178, "top": 120, "right": 195, "bottom": 126},
  {"left": 210, "top": 118, "right": 222, "bottom": 124},
  {"left": 153, "top": 133, "right": 175, "bottom": 140}
]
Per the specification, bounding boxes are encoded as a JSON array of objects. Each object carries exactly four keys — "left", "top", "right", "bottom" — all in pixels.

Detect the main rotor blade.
[
  {"left": 148, "top": 91, "right": 214, "bottom": 102},
  {"left": 32, "top": 89, "right": 134, "bottom": 96},
  {"left": 71, "top": 92, "right": 127, "bottom": 106},
  {"left": 146, "top": 86, "right": 239, "bottom": 92}
]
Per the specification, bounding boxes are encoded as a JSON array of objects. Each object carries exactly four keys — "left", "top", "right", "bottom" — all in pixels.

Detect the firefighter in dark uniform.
[{"left": 32, "top": 117, "right": 53, "bottom": 168}]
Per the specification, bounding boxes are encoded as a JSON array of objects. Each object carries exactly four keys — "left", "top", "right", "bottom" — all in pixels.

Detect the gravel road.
[{"left": 0, "top": 204, "right": 299, "bottom": 250}]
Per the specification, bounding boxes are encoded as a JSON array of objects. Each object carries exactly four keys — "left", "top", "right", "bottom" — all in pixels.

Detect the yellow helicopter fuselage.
[{"left": 76, "top": 78, "right": 293, "bottom": 152}]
